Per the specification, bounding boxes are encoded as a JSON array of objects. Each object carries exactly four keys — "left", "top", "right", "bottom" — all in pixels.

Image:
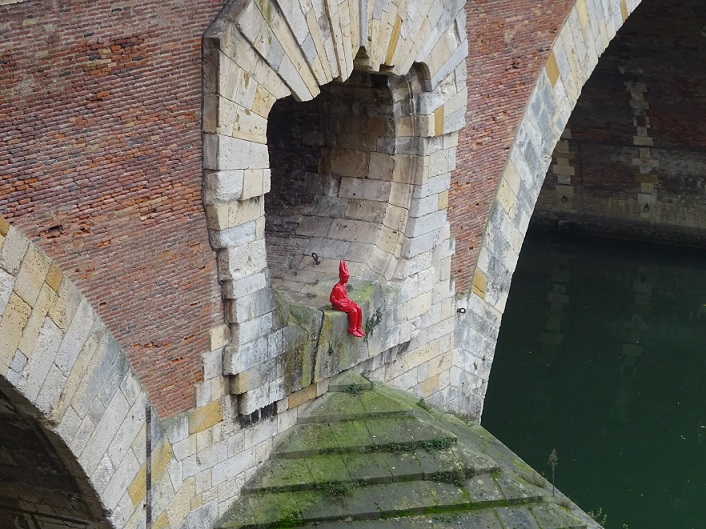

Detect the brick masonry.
[{"left": 0, "top": 0, "right": 226, "bottom": 418}]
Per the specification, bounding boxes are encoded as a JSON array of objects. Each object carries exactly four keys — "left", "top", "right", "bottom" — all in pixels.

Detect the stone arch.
[
  {"left": 455, "top": 0, "right": 645, "bottom": 421},
  {"left": 203, "top": 0, "right": 468, "bottom": 415},
  {"left": 0, "top": 217, "right": 151, "bottom": 528}
]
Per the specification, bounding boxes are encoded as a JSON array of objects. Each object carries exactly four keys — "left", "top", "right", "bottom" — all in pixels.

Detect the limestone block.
[
  {"left": 368, "top": 151, "right": 395, "bottom": 181},
  {"left": 217, "top": 239, "right": 267, "bottom": 281},
  {"left": 203, "top": 170, "right": 244, "bottom": 205},
  {"left": 252, "top": 84, "right": 277, "bottom": 119},
  {"left": 251, "top": 55, "right": 292, "bottom": 100},
  {"left": 303, "top": 237, "right": 351, "bottom": 260},
  {"left": 79, "top": 389, "right": 130, "bottom": 477},
  {"left": 53, "top": 298, "right": 95, "bottom": 378},
  {"left": 239, "top": 379, "right": 286, "bottom": 415},
  {"left": 412, "top": 176, "right": 449, "bottom": 205},
  {"left": 0, "top": 226, "right": 28, "bottom": 276},
  {"left": 218, "top": 51, "right": 244, "bottom": 102},
  {"left": 428, "top": 38, "right": 468, "bottom": 94},
  {"left": 393, "top": 154, "right": 428, "bottom": 186},
  {"left": 222, "top": 271, "right": 269, "bottom": 299},
  {"left": 224, "top": 335, "right": 270, "bottom": 375},
  {"left": 225, "top": 287, "right": 276, "bottom": 326},
  {"left": 230, "top": 357, "right": 280, "bottom": 394},
  {"left": 241, "top": 169, "right": 265, "bottom": 200},
  {"left": 389, "top": 182, "right": 413, "bottom": 208},
  {"left": 204, "top": 203, "right": 230, "bottom": 232},
  {"left": 209, "top": 324, "right": 230, "bottom": 352},
  {"left": 13, "top": 243, "right": 51, "bottom": 307},
  {"left": 102, "top": 450, "right": 140, "bottom": 514},
  {"left": 235, "top": 311, "right": 275, "bottom": 346},
  {"left": 323, "top": 149, "right": 370, "bottom": 179},
  {"left": 296, "top": 216, "right": 334, "bottom": 237},
  {"left": 381, "top": 204, "right": 408, "bottom": 233},
  {"left": 209, "top": 218, "right": 263, "bottom": 250},
  {"left": 228, "top": 197, "right": 265, "bottom": 228},
  {"left": 203, "top": 133, "right": 254, "bottom": 171},
  {"left": 405, "top": 210, "right": 446, "bottom": 238},
  {"left": 400, "top": 229, "right": 439, "bottom": 259},
  {"left": 232, "top": 107, "right": 268, "bottom": 144},
  {"left": 0, "top": 292, "right": 33, "bottom": 375},
  {"left": 409, "top": 193, "right": 440, "bottom": 218},
  {"left": 345, "top": 199, "right": 388, "bottom": 224},
  {"left": 328, "top": 218, "right": 380, "bottom": 244},
  {"left": 188, "top": 400, "right": 224, "bottom": 435},
  {"left": 0, "top": 267, "right": 15, "bottom": 317}
]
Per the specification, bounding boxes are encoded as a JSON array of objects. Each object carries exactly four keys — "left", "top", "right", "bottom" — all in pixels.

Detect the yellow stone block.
[
  {"left": 546, "top": 50, "right": 560, "bottom": 88},
  {"left": 127, "top": 466, "right": 147, "bottom": 506},
  {"left": 152, "top": 512, "right": 170, "bottom": 529},
  {"left": 576, "top": 0, "right": 589, "bottom": 31},
  {"left": 45, "top": 262, "right": 63, "bottom": 292},
  {"left": 438, "top": 191, "right": 449, "bottom": 211},
  {"left": 384, "top": 15, "right": 403, "bottom": 66},
  {"left": 127, "top": 438, "right": 174, "bottom": 506},
  {"left": 288, "top": 383, "right": 317, "bottom": 409},
  {"left": 621, "top": 0, "right": 628, "bottom": 21},
  {"left": 188, "top": 399, "right": 223, "bottom": 435},
  {"left": 0, "top": 216, "right": 9, "bottom": 237},
  {"left": 471, "top": 270, "right": 487, "bottom": 300},
  {"left": 0, "top": 292, "right": 32, "bottom": 372},
  {"left": 434, "top": 107, "right": 444, "bottom": 137}
]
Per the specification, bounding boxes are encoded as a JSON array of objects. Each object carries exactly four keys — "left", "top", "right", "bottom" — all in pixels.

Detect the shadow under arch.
[
  {"left": 0, "top": 218, "right": 155, "bottom": 529},
  {"left": 0, "top": 378, "right": 111, "bottom": 528},
  {"left": 454, "top": 0, "right": 646, "bottom": 421}
]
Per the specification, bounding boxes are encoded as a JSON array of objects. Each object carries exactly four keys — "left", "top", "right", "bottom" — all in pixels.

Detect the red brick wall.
[
  {"left": 0, "top": 0, "right": 224, "bottom": 417},
  {"left": 451, "top": 0, "right": 576, "bottom": 291}
]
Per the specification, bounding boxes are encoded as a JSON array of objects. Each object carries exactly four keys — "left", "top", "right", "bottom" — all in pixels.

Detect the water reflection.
[{"left": 483, "top": 229, "right": 706, "bottom": 529}]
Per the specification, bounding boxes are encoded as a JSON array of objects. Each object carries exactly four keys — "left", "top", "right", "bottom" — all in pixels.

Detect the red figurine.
[{"left": 330, "top": 260, "right": 365, "bottom": 338}]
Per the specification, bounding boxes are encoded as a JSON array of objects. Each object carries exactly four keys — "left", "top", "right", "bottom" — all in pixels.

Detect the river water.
[{"left": 482, "top": 229, "right": 706, "bottom": 529}]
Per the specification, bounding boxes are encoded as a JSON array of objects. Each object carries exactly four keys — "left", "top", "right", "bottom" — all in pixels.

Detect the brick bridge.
[{"left": 2, "top": 0, "right": 704, "bottom": 527}]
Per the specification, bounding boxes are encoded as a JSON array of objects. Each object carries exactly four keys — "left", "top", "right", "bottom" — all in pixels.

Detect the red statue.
[{"left": 330, "top": 260, "right": 365, "bottom": 338}]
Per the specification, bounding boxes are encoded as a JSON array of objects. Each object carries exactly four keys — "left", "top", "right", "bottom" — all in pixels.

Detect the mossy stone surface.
[{"left": 215, "top": 372, "right": 601, "bottom": 529}]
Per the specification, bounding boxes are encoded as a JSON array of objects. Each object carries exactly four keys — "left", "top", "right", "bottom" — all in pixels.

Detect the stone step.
[
  {"left": 222, "top": 476, "right": 551, "bottom": 529},
  {"left": 245, "top": 445, "right": 499, "bottom": 494},
  {"left": 299, "top": 390, "right": 412, "bottom": 424},
  {"left": 273, "top": 417, "right": 457, "bottom": 459}
]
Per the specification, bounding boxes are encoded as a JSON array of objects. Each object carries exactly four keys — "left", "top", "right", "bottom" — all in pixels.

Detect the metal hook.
[
  {"left": 457, "top": 308, "right": 467, "bottom": 314},
  {"left": 311, "top": 252, "right": 320, "bottom": 265}
]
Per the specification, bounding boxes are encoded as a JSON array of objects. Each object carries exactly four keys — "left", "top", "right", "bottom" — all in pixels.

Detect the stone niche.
[
  {"left": 266, "top": 71, "right": 404, "bottom": 299},
  {"left": 203, "top": 0, "right": 468, "bottom": 418}
]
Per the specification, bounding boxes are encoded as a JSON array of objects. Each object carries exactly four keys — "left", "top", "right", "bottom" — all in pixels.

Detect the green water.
[{"left": 482, "top": 229, "right": 706, "bottom": 529}]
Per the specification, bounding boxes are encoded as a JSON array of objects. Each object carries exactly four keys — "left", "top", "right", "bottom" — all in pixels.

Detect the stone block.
[
  {"left": 217, "top": 239, "right": 267, "bottom": 282},
  {"left": 225, "top": 287, "right": 277, "bottom": 326},
  {"left": 405, "top": 210, "right": 446, "bottom": 238},
  {"left": 296, "top": 216, "right": 333, "bottom": 237},
  {"left": 51, "top": 299, "right": 95, "bottom": 381},
  {"left": 0, "top": 292, "right": 32, "bottom": 374},
  {"left": 203, "top": 170, "right": 244, "bottom": 204},
  {"left": 400, "top": 229, "right": 439, "bottom": 259},
  {"left": 224, "top": 335, "right": 269, "bottom": 375},
  {"left": 328, "top": 218, "right": 379, "bottom": 244},
  {"left": 209, "top": 218, "right": 262, "bottom": 250},
  {"left": 338, "top": 177, "right": 391, "bottom": 202},
  {"left": 345, "top": 200, "right": 387, "bottom": 223},
  {"left": 203, "top": 133, "right": 252, "bottom": 171},
  {"left": 189, "top": 400, "right": 224, "bottom": 435},
  {"left": 0, "top": 226, "right": 29, "bottom": 275},
  {"left": 0, "top": 267, "right": 15, "bottom": 317},
  {"left": 14, "top": 243, "right": 51, "bottom": 307},
  {"left": 222, "top": 271, "right": 269, "bottom": 299}
]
